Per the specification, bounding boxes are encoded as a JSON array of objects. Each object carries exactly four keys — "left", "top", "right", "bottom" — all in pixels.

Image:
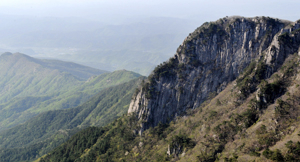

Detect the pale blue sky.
[
  {"left": 0, "top": 0, "right": 299, "bottom": 67},
  {"left": 0, "top": 0, "right": 299, "bottom": 23}
]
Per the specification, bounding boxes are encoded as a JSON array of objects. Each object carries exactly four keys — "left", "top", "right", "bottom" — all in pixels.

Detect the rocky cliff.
[{"left": 128, "top": 16, "right": 300, "bottom": 134}]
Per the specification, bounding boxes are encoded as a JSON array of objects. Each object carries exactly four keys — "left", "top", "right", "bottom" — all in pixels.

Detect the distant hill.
[
  {"left": 0, "top": 77, "right": 144, "bottom": 162},
  {"left": 36, "top": 16, "right": 300, "bottom": 162},
  {"left": 0, "top": 52, "right": 106, "bottom": 103},
  {"left": 35, "top": 59, "right": 107, "bottom": 81},
  {"left": 0, "top": 53, "right": 140, "bottom": 131},
  {"left": 0, "top": 69, "right": 141, "bottom": 132},
  {"left": 0, "top": 14, "right": 200, "bottom": 75}
]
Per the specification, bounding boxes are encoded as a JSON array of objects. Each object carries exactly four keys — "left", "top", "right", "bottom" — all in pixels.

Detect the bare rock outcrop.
[{"left": 128, "top": 16, "right": 300, "bottom": 134}]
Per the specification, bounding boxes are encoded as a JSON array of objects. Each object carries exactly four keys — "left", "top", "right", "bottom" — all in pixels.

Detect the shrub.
[
  {"left": 241, "top": 108, "right": 258, "bottom": 128},
  {"left": 238, "top": 61, "right": 256, "bottom": 79},
  {"left": 263, "top": 141, "right": 300, "bottom": 161},
  {"left": 168, "top": 134, "right": 195, "bottom": 156},
  {"left": 275, "top": 99, "right": 291, "bottom": 118},
  {"left": 255, "top": 125, "right": 267, "bottom": 135},
  {"left": 258, "top": 80, "right": 285, "bottom": 106},
  {"left": 258, "top": 131, "right": 278, "bottom": 148},
  {"left": 255, "top": 60, "right": 267, "bottom": 81},
  {"left": 224, "top": 153, "right": 238, "bottom": 162},
  {"left": 278, "top": 32, "right": 292, "bottom": 45},
  {"left": 263, "top": 149, "right": 284, "bottom": 162},
  {"left": 214, "top": 121, "right": 236, "bottom": 142},
  {"left": 284, "top": 141, "right": 300, "bottom": 161},
  {"left": 237, "top": 76, "right": 254, "bottom": 99},
  {"left": 249, "top": 151, "right": 261, "bottom": 157},
  {"left": 149, "top": 122, "right": 170, "bottom": 139},
  {"left": 152, "top": 57, "right": 177, "bottom": 80},
  {"left": 209, "top": 111, "right": 218, "bottom": 120}
]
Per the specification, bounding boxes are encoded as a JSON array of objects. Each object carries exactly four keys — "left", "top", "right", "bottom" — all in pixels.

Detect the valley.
[
  {"left": 37, "top": 16, "right": 300, "bottom": 162},
  {"left": 1, "top": 16, "right": 300, "bottom": 162},
  {"left": 0, "top": 53, "right": 141, "bottom": 131}
]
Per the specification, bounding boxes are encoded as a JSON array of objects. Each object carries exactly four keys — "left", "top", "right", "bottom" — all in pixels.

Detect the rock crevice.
[{"left": 128, "top": 16, "right": 300, "bottom": 134}]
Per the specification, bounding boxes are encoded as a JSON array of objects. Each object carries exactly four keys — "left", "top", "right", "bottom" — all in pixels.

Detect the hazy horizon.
[
  {"left": 0, "top": 0, "right": 299, "bottom": 75},
  {"left": 0, "top": 0, "right": 299, "bottom": 23}
]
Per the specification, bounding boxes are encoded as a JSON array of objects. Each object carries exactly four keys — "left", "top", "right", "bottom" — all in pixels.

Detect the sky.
[
  {"left": 0, "top": 0, "right": 299, "bottom": 71},
  {"left": 0, "top": 0, "right": 299, "bottom": 23}
]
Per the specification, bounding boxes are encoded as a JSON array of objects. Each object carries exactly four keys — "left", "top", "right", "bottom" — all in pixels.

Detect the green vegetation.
[
  {"left": 261, "top": 16, "right": 281, "bottom": 27},
  {"left": 169, "top": 133, "right": 195, "bottom": 155},
  {"left": 34, "top": 52, "right": 300, "bottom": 162},
  {"left": 152, "top": 57, "right": 178, "bottom": 80},
  {"left": 38, "top": 59, "right": 107, "bottom": 80},
  {"left": 278, "top": 32, "right": 292, "bottom": 45},
  {"left": 254, "top": 60, "right": 267, "bottom": 81},
  {"left": 39, "top": 127, "right": 106, "bottom": 162},
  {"left": 0, "top": 77, "right": 144, "bottom": 161},
  {"left": 37, "top": 84, "right": 261, "bottom": 162},
  {"left": 0, "top": 66, "right": 140, "bottom": 131},
  {"left": 0, "top": 53, "right": 142, "bottom": 161},
  {"left": 291, "top": 28, "right": 300, "bottom": 35},
  {"left": 2, "top": 17, "right": 300, "bottom": 162},
  {"left": 236, "top": 61, "right": 257, "bottom": 99},
  {"left": 0, "top": 52, "right": 108, "bottom": 130},
  {"left": 263, "top": 141, "right": 300, "bottom": 161},
  {"left": 40, "top": 115, "right": 139, "bottom": 162},
  {"left": 0, "top": 53, "right": 105, "bottom": 102},
  {"left": 141, "top": 57, "right": 179, "bottom": 99}
]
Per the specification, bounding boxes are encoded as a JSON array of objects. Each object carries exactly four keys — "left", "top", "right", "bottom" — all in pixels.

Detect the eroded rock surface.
[{"left": 128, "top": 16, "right": 300, "bottom": 134}]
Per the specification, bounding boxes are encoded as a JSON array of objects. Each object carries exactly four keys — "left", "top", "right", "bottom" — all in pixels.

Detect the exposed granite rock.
[
  {"left": 265, "top": 21, "right": 300, "bottom": 74},
  {"left": 128, "top": 16, "right": 300, "bottom": 134}
]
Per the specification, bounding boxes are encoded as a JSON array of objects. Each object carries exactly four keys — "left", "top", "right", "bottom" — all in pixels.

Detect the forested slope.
[
  {"left": 0, "top": 77, "right": 145, "bottom": 162},
  {"left": 39, "top": 16, "right": 300, "bottom": 162},
  {"left": 0, "top": 68, "right": 140, "bottom": 131}
]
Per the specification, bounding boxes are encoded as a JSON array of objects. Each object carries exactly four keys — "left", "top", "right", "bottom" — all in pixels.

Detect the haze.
[
  {"left": 0, "top": 0, "right": 299, "bottom": 21},
  {"left": 0, "top": 0, "right": 299, "bottom": 75}
]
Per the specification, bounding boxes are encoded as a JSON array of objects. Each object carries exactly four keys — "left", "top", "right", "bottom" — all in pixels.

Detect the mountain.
[
  {"left": 0, "top": 52, "right": 106, "bottom": 103},
  {"left": 35, "top": 59, "right": 107, "bottom": 81},
  {"left": 0, "top": 53, "right": 142, "bottom": 131},
  {"left": 38, "top": 16, "right": 300, "bottom": 161},
  {"left": 56, "top": 49, "right": 165, "bottom": 76},
  {"left": 0, "top": 69, "right": 140, "bottom": 132},
  {"left": 0, "top": 77, "right": 145, "bottom": 162},
  {"left": 0, "top": 15, "right": 200, "bottom": 75},
  {"left": 128, "top": 16, "right": 292, "bottom": 133}
]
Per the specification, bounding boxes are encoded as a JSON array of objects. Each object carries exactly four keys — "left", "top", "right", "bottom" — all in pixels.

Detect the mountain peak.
[
  {"left": 128, "top": 16, "right": 300, "bottom": 134},
  {"left": 0, "top": 52, "right": 35, "bottom": 62},
  {"left": 26, "top": 16, "right": 300, "bottom": 162},
  {"left": 0, "top": 52, "right": 13, "bottom": 56}
]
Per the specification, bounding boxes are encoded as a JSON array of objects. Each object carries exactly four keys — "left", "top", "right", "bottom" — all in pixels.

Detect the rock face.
[{"left": 128, "top": 16, "right": 300, "bottom": 134}]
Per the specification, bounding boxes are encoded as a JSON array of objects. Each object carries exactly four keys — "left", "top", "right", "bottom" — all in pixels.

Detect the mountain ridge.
[
  {"left": 0, "top": 52, "right": 107, "bottom": 80},
  {"left": 128, "top": 16, "right": 299, "bottom": 134},
  {"left": 38, "top": 16, "right": 300, "bottom": 162},
  {"left": 0, "top": 53, "right": 141, "bottom": 131},
  {"left": 0, "top": 77, "right": 145, "bottom": 162},
  {"left": 3, "top": 16, "right": 300, "bottom": 162},
  {"left": 0, "top": 69, "right": 141, "bottom": 131}
]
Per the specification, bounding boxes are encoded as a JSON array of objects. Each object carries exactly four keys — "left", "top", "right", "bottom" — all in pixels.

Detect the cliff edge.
[{"left": 128, "top": 16, "right": 300, "bottom": 134}]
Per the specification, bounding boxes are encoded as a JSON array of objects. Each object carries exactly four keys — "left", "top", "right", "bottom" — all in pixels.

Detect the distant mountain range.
[
  {"left": 0, "top": 15, "right": 200, "bottom": 75},
  {"left": 4, "top": 15, "right": 300, "bottom": 162},
  {"left": 0, "top": 52, "right": 144, "bottom": 161},
  {"left": 0, "top": 52, "right": 106, "bottom": 101},
  {"left": 0, "top": 77, "right": 144, "bottom": 161},
  {"left": 36, "top": 16, "right": 300, "bottom": 162},
  {"left": 0, "top": 52, "right": 140, "bottom": 131}
]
